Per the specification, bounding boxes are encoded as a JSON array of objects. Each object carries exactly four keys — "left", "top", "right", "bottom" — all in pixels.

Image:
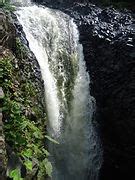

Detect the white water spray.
[
  {"left": 16, "top": 4, "right": 102, "bottom": 180},
  {"left": 11, "top": 0, "right": 31, "bottom": 6}
]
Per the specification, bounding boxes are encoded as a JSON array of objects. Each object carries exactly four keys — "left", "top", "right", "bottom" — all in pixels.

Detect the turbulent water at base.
[{"left": 16, "top": 3, "right": 102, "bottom": 180}]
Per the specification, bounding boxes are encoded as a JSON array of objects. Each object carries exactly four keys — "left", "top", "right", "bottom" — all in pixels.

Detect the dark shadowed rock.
[
  {"left": 66, "top": 4, "right": 135, "bottom": 180},
  {"left": 0, "top": 9, "right": 16, "bottom": 50}
]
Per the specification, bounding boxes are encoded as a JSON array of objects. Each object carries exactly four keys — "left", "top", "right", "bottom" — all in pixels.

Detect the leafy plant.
[
  {"left": 16, "top": 38, "right": 27, "bottom": 59},
  {"left": 8, "top": 168, "right": 23, "bottom": 180},
  {"left": 1, "top": 0, "right": 15, "bottom": 11},
  {"left": 45, "top": 135, "right": 59, "bottom": 145},
  {"left": 1, "top": 40, "right": 58, "bottom": 179}
]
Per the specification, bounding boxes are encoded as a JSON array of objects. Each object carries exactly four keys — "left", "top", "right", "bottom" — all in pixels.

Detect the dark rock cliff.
[
  {"left": 64, "top": 4, "right": 135, "bottom": 180},
  {"left": 34, "top": 0, "right": 135, "bottom": 11},
  {"left": 75, "top": 6, "right": 135, "bottom": 180}
]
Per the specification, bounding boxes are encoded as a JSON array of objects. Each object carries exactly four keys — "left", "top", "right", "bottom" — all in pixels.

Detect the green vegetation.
[
  {"left": 1, "top": 38, "right": 58, "bottom": 179},
  {"left": 0, "top": 0, "right": 10, "bottom": 4},
  {"left": 52, "top": 49, "right": 78, "bottom": 112},
  {"left": 16, "top": 38, "right": 28, "bottom": 59},
  {"left": 0, "top": 0, "right": 7, "bottom": 5},
  {"left": 8, "top": 168, "right": 22, "bottom": 180},
  {"left": 0, "top": 0, "right": 15, "bottom": 11}
]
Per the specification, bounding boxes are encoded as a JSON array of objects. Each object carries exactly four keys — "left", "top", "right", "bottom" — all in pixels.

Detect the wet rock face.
[
  {"left": 0, "top": 9, "right": 16, "bottom": 50},
  {"left": 34, "top": 0, "right": 135, "bottom": 9},
  {"left": 67, "top": 4, "right": 135, "bottom": 180}
]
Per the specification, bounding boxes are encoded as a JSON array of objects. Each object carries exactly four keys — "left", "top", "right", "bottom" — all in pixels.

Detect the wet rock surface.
[
  {"left": 0, "top": 9, "right": 16, "bottom": 50},
  {"left": 38, "top": 2, "right": 135, "bottom": 179},
  {"left": 66, "top": 4, "right": 135, "bottom": 180}
]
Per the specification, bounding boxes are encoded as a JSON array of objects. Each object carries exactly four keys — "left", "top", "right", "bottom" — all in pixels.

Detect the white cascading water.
[
  {"left": 11, "top": 0, "right": 31, "bottom": 6},
  {"left": 15, "top": 2, "right": 102, "bottom": 180}
]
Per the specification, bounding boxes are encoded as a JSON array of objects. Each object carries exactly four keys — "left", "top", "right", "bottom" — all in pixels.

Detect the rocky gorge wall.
[
  {"left": 34, "top": 0, "right": 135, "bottom": 11},
  {"left": 74, "top": 5, "right": 135, "bottom": 180}
]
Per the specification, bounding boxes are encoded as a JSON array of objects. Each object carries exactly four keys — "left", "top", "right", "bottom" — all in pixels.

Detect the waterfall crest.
[
  {"left": 16, "top": 4, "right": 102, "bottom": 180},
  {"left": 11, "top": 0, "right": 31, "bottom": 6}
]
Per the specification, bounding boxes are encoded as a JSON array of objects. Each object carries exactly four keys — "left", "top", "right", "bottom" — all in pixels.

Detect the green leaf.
[
  {"left": 24, "top": 160, "right": 33, "bottom": 171},
  {"left": 8, "top": 168, "right": 23, "bottom": 180},
  {"left": 33, "top": 144, "right": 42, "bottom": 155},
  {"left": 44, "top": 158, "right": 52, "bottom": 177},
  {"left": 42, "top": 149, "right": 50, "bottom": 157},
  {"left": 45, "top": 135, "right": 59, "bottom": 144},
  {"left": 22, "top": 149, "right": 32, "bottom": 158},
  {"left": 33, "top": 131, "right": 43, "bottom": 139}
]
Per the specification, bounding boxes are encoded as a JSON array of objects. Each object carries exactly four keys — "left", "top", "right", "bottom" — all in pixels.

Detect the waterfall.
[
  {"left": 15, "top": 4, "right": 102, "bottom": 180},
  {"left": 10, "top": 0, "right": 31, "bottom": 6}
]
